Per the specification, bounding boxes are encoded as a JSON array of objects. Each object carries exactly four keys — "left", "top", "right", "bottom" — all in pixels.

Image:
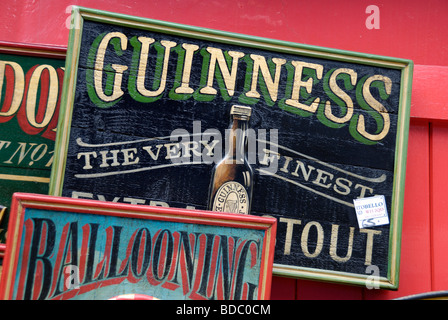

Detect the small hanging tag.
[{"left": 353, "top": 195, "right": 389, "bottom": 228}]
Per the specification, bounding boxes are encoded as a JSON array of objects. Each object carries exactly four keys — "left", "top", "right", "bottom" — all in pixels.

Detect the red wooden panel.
[
  {"left": 364, "top": 119, "right": 432, "bottom": 299},
  {"left": 430, "top": 123, "right": 448, "bottom": 291}
]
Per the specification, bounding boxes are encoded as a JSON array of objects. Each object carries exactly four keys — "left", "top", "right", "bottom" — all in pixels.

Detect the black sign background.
[{"left": 51, "top": 7, "right": 412, "bottom": 288}]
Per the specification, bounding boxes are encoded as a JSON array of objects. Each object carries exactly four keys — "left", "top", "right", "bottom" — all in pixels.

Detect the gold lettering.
[
  {"left": 280, "top": 156, "right": 293, "bottom": 173},
  {"left": 142, "top": 144, "right": 163, "bottom": 161},
  {"left": 325, "top": 68, "right": 357, "bottom": 123},
  {"left": 4, "top": 142, "right": 35, "bottom": 165},
  {"left": 99, "top": 150, "right": 120, "bottom": 168},
  {"left": 175, "top": 43, "right": 199, "bottom": 94},
  {"left": 123, "top": 197, "right": 146, "bottom": 205},
  {"left": 355, "top": 183, "right": 374, "bottom": 198},
  {"left": 164, "top": 143, "right": 181, "bottom": 159},
  {"left": 77, "top": 151, "right": 97, "bottom": 170},
  {"left": 259, "top": 148, "right": 280, "bottom": 166},
  {"left": 121, "top": 148, "right": 140, "bottom": 165}
]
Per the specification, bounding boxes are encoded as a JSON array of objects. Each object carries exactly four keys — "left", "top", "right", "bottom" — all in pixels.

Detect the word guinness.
[{"left": 87, "top": 32, "right": 394, "bottom": 145}]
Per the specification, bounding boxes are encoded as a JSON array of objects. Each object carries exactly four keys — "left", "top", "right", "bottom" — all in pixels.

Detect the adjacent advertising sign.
[
  {"left": 51, "top": 7, "right": 413, "bottom": 288},
  {"left": 0, "top": 193, "right": 276, "bottom": 300},
  {"left": 0, "top": 42, "right": 65, "bottom": 242}
]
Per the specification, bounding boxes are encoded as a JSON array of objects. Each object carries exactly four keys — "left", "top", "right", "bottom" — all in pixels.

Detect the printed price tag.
[{"left": 353, "top": 195, "right": 389, "bottom": 228}]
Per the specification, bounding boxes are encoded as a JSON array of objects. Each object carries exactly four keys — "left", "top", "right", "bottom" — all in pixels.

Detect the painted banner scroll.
[{"left": 50, "top": 7, "right": 413, "bottom": 288}]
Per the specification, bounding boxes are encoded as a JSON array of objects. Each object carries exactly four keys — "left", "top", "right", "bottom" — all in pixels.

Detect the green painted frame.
[{"left": 50, "top": 6, "right": 413, "bottom": 289}]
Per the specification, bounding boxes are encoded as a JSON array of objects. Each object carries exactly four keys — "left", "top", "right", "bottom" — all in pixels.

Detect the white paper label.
[{"left": 353, "top": 195, "right": 389, "bottom": 228}]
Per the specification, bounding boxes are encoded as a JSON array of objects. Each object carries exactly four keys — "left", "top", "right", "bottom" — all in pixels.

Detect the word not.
[{"left": 87, "top": 31, "right": 394, "bottom": 144}]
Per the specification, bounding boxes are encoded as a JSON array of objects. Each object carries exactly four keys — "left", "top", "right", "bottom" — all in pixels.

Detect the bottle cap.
[{"left": 230, "top": 105, "right": 252, "bottom": 119}]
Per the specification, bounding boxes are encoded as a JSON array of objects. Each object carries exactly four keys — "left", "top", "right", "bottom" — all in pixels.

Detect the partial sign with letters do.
[
  {"left": 0, "top": 43, "right": 65, "bottom": 242},
  {"left": 50, "top": 7, "right": 413, "bottom": 289}
]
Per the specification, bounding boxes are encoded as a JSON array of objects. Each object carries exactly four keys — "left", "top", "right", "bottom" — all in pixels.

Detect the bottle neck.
[{"left": 227, "top": 116, "right": 249, "bottom": 162}]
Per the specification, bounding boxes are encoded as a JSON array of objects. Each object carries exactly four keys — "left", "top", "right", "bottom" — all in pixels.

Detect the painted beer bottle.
[{"left": 208, "top": 105, "right": 254, "bottom": 214}]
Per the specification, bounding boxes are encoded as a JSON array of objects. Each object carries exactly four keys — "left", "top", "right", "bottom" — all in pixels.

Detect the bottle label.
[{"left": 212, "top": 181, "right": 249, "bottom": 214}]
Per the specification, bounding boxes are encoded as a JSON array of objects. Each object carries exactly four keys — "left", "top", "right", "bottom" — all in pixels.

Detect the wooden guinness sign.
[{"left": 51, "top": 6, "right": 413, "bottom": 289}]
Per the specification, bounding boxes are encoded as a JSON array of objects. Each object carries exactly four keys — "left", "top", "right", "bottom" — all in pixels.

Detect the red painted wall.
[{"left": 1, "top": 0, "right": 447, "bottom": 300}]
